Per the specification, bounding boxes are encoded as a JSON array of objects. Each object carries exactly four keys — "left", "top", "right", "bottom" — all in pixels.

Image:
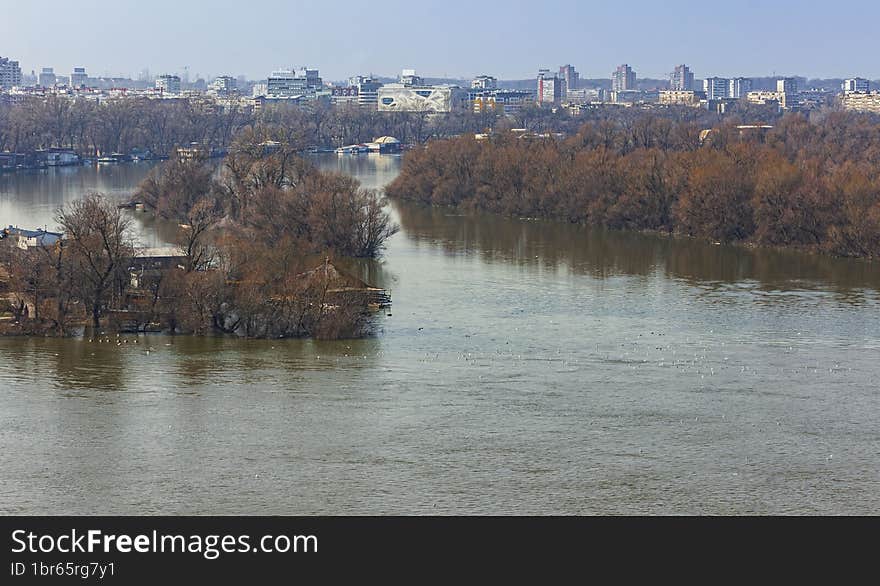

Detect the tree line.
[
  {"left": 385, "top": 111, "right": 880, "bottom": 258},
  {"left": 1, "top": 95, "right": 520, "bottom": 155},
  {"left": 0, "top": 92, "right": 790, "bottom": 157}
]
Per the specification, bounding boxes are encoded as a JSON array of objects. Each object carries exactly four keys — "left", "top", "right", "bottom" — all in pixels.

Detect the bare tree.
[{"left": 57, "top": 193, "right": 135, "bottom": 330}]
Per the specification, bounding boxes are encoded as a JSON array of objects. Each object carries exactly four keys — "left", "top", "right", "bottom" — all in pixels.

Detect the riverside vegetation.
[
  {"left": 386, "top": 112, "right": 880, "bottom": 258},
  {"left": 0, "top": 125, "right": 398, "bottom": 339}
]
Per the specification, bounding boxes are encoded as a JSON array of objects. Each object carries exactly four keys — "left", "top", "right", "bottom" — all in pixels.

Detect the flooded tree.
[
  {"left": 56, "top": 194, "right": 135, "bottom": 329},
  {"left": 386, "top": 112, "right": 880, "bottom": 258}
]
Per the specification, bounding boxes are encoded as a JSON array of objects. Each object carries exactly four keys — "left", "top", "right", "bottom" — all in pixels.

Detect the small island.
[{"left": 0, "top": 125, "right": 398, "bottom": 339}]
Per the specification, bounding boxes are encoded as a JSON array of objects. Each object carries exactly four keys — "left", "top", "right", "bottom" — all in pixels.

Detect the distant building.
[
  {"left": 537, "top": 69, "right": 564, "bottom": 105},
  {"left": 670, "top": 64, "right": 694, "bottom": 91},
  {"left": 612, "top": 64, "right": 636, "bottom": 93},
  {"left": 210, "top": 75, "right": 237, "bottom": 96},
  {"left": 728, "top": 77, "right": 752, "bottom": 99},
  {"left": 330, "top": 86, "right": 359, "bottom": 106},
  {"left": 471, "top": 75, "right": 497, "bottom": 90},
  {"left": 156, "top": 74, "right": 181, "bottom": 94},
  {"left": 703, "top": 77, "right": 729, "bottom": 101},
  {"left": 351, "top": 76, "right": 383, "bottom": 108},
  {"left": 400, "top": 69, "right": 423, "bottom": 87},
  {"left": 777, "top": 77, "right": 798, "bottom": 94},
  {"left": 378, "top": 74, "right": 465, "bottom": 113},
  {"left": 559, "top": 64, "right": 579, "bottom": 91},
  {"left": 612, "top": 89, "right": 646, "bottom": 104},
  {"left": 38, "top": 68, "right": 56, "bottom": 87},
  {"left": 266, "top": 68, "right": 323, "bottom": 98},
  {"left": 842, "top": 78, "right": 870, "bottom": 93},
  {"left": 747, "top": 90, "right": 789, "bottom": 110},
  {"left": 251, "top": 83, "right": 268, "bottom": 98},
  {"left": 659, "top": 90, "right": 702, "bottom": 106},
  {"left": 469, "top": 88, "right": 533, "bottom": 115},
  {"left": 70, "top": 67, "right": 88, "bottom": 88},
  {"left": 0, "top": 56, "right": 22, "bottom": 89},
  {"left": 841, "top": 91, "right": 880, "bottom": 114}
]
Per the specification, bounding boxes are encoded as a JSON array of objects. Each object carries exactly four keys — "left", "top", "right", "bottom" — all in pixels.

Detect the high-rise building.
[
  {"left": 472, "top": 75, "right": 497, "bottom": 90},
  {"left": 537, "top": 69, "right": 563, "bottom": 105},
  {"left": 70, "top": 67, "right": 88, "bottom": 88},
  {"left": 38, "top": 68, "right": 57, "bottom": 87},
  {"left": 842, "top": 78, "right": 870, "bottom": 93},
  {"left": 670, "top": 64, "right": 694, "bottom": 91},
  {"left": 0, "top": 56, "right": 22, "bottom": 89},
  {"left": 777, "top": 77, "right": 798, "bottom": 94},
  {"left": 703, "top": 77, "right": 729, "bottom": 101},
  {"left": 210, "top": 75, "right": 237, "bottom": 96},
  {"left": 612, "top": 64, "right": 636, "bottom": 92},
  {"left": 156, "top": 74, "right": 182, "bottom": 94},
  {"left": 559, "top": 64, "right": 579, "bottom": 91},
  {"left": 729, "top": 77, "right": 752, "bottom": 99}
]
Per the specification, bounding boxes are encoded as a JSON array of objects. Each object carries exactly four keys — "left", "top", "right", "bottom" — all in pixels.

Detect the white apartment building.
[
  {"left": 703, "top": 77, "right": 729, "bottom": 101},
  {"left": 729, "top": 77, "right": 752, "bottom": 99},
  {"left": 156, "top": 74, "right": 182, "bottom": 94}
]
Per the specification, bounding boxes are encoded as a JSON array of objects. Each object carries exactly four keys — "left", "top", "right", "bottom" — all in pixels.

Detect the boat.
[{"left": 335, "top": 144, "right": 370, "bottom": 155}]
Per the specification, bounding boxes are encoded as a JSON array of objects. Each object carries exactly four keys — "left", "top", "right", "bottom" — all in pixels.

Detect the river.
[{"left": 1, "top": 156, "right": 879, "bottom": 514}]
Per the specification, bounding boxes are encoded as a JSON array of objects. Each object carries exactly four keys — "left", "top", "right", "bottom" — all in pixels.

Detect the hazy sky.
[{"left": 2, "top": 0, "right": 878, "bottom": 81}]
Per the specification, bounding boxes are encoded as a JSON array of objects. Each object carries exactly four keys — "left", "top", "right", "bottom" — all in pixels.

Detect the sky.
[{"left": 2, "top": 0, "right": 878, "bottom": 82}]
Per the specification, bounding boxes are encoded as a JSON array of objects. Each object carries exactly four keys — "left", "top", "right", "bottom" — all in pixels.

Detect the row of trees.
[
  {"left": 0, "top": 95, "right": 504, "bottom": 156},
  {"left": 0, "top": 92, "right": 790, "bottom": 158},
  {"left": 385, "top": 112, "right": 880, "bottom": 258},
  {"left": 1, "top": 127, "right": 399, "bottom": 338}
]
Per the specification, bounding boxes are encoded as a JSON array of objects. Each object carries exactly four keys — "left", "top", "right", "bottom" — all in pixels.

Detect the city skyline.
[{"left": 3, "top": 0, "right": 880, "bottom": 81}]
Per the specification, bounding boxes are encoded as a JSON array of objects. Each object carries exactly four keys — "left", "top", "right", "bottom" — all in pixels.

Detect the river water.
[{"left": 1, "top": 156, "right": 879, "bottom": 515}]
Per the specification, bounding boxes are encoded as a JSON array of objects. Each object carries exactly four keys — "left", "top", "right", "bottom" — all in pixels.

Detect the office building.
[
  {"left": 210, "top": 75, "right": 237, "bottom": 96},
  {"left": 670, "top": 64, "right": 694, "bottom": 91},
  {"left": 38, "top": 68, "right": 57, "bottom": 87},
  {"left": 0, "top": 56, "right": 22, "bottom": 89},
  {"left": 537, "top": 69, "right": 564, "bottom": 105},
  {"left": 156, "top": 74, "right": 182, "bottom": 94},
  {"left": 472, "top": 75, "right": 497, "bottom": 90},
  {"left": 70, "top": 67, "right": 88, "bottom": 88},
  {"left": 729, "top": 77, "right": 752, "bottom": 99},
  {"left": 378, "top": 73, "right": 465, "bottom": 113},
  {"left": 400, "top": 69, "right": 423, "bottom": 87},
  {"left": 470, "top": 89, "right": 533, "bottom": 115},
  {"left": 612, "top": 64, "right": 636, "bottom": 92},
  {"left": 703, "top": 77, "right": 729, "bottom": 101},
  {"left": 378, "top": 85, "right": 462, "bottom": 113},
  {"left": 266, "top": 68, "right": 323, "bottom": 98},
  {"left": 659, "top": 90, "right": 702, "bottom": 106},
  {"left": 559, "top": 64, "right": 579, "bottom": 91},
  {"left": 351, "top": 76, "right": 383, "bottom": 108},
  {"left": 777, "top": 77, "right": 798, "bottom": 94},
  {"left": 842, "top": 78, "right": 870, "bottom": 93}
]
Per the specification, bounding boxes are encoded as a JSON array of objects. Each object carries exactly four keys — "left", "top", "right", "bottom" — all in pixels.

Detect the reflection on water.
[
  {"left": 2, "top": 154, "right": 880, "bottom": 515},
  {"left": 393, "top": 201, "right": 880, "bottom": 300}
]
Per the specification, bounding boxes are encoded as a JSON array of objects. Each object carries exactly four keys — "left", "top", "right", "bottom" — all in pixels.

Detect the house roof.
[
  {"left": 297, "top": 259, "right": 373, "bottom": 290},
  {"left": 3, "top": 226, "right": 62, "bottom": 245}
]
